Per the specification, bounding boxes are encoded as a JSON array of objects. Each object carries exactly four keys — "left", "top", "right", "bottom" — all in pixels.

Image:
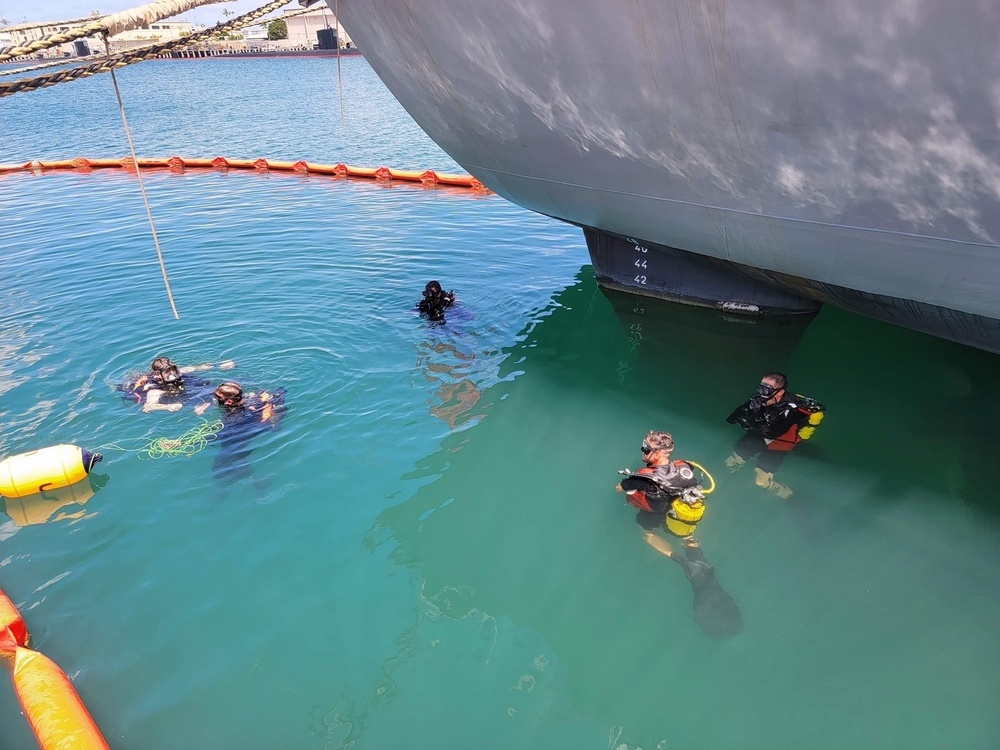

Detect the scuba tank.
[
  {"left": 619, "top": 460, "right": 715, "bottom": 536},
  {"left": 794, "top": 394, "right": 825, "bottom": 440},
  {"left": 665, "top": 487, "right": 706, "bottom": 537}
]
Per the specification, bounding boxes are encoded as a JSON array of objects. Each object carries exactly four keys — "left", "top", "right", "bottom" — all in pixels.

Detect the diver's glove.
[
  {"left": 726, "top": 405, "right": 748, "bottom": 424},
  {"left": 617, "top": 469, "right": 633, "bottom": 476}
]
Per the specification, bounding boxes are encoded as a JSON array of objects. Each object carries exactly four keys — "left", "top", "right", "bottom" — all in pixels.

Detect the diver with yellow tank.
[{"left": 616, "top": 431, "right": 742, "bottom": 638}]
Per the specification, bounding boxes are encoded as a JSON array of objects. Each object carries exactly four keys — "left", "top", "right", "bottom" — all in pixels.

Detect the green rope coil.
[{"left": 98, "top": 419, "right": 224, "bottom": 460}]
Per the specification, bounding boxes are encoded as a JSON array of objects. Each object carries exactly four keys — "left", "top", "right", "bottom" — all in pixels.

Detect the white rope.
[
  {"left": 336, "top": 0, "right": 344, "bottom": 128},
  {"left": 103, "top": 35, "right": 180, "bottom": 319},
  {"left": 93, "top": 0, "right": 230, "bottom": 38},
  {"left": 0, "top": 53, "right": 103, "bottom": 78}
]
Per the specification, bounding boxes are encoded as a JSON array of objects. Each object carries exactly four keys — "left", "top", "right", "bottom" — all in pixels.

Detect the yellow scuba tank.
[
  {"left": 794, "top": 395, "right": 825, "bottom": 440},
  {"left": 0, "top": 445, "right": 103, "bottom": 499},
  {"left": 665, "top": 498, "right": 705, "bottom": 537}
]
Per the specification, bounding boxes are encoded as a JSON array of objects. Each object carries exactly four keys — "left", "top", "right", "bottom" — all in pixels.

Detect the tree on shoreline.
[{"left": 267, "top": 19, "right": 288, "bottom": 40}]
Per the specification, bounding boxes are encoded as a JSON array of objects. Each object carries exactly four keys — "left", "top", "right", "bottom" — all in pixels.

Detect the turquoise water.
[{"left": 1, "top": 58, "right": 999, "bottom": 749}]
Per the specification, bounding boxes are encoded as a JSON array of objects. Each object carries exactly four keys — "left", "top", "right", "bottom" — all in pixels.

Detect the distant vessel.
[{"left": 332, "top": 0, "right": 1000, "bottom": 352}]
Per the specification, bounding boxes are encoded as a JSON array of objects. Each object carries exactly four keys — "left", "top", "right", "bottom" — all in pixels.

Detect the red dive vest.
[
  {"left": 624, "top": 461, "right": 699, "bottom": 513},
  {"left": 766, "top": 395, "right": 826, "bottom": 452}
]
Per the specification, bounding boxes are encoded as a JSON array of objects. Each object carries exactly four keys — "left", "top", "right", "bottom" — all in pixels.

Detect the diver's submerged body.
[
  {"left": 643, "top": 532, "right": 742, "bottom": 639},
  {"left": 198, "top": 382, "right": 286, "bottom": 486},
  {"left": 617, "top": 431, "right": 742, "bottom": 638}
]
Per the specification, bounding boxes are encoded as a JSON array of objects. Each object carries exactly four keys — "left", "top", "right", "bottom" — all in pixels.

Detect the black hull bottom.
[{"left": 585, "top": 228, "right": 1000, "bottom": 354}]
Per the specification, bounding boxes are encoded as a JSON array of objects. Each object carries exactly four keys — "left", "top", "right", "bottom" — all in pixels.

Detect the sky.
[{"left": 0, "top": 0, "right": 314, "bottom": 28}]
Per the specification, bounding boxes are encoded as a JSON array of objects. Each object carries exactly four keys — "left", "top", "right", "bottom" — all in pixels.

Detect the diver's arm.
[
  {"left": 726, "top": 401, "right": 751, "bottom": 424},
  {"left": 180, "top": 360, "right": 236, "bottom": 374},
  {"left": 193, "top": 402, "right": 211, "bottom": 416},
  {"left": 142, "top": 389, "right": 182, "bottom": 413},
  {"left": 615, "top": 467, "right": 635, "bottom": 493},
  {"left": 255, "top": 392, "right": 279, "bottom": 422},
  {"left": 122, "top": 375, "right": 151, "bottom": 393}
]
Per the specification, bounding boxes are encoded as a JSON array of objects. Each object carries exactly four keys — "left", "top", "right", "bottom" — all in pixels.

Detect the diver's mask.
[
  {"left": 749, "top": 382, "right": 778, "bottom": 410},
  {"left": 215, "top": 392, "right": 242, "bottom": 409},
  {"left": 156, "top": 365, "right": 184, "bottom": 388}
]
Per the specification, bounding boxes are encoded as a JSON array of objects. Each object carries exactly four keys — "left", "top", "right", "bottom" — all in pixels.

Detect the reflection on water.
[
  {"left": 416, "top": 338, "right": 484, "bottom": 430},
  {"left": 0, "top": 473, "right": 107, "bottom": 528}
]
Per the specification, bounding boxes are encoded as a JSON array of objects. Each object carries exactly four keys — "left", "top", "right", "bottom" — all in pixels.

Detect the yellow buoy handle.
[{"left": 686, "top": 460, "right": 716, "bottom": 495}]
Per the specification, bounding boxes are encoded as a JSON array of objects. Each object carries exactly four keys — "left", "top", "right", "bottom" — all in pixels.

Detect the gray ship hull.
[{"left": 334, "top": 0, "right": 1000, "bottom": 352}]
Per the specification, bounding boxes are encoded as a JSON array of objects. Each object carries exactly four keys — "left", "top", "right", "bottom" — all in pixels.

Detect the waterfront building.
[
  {"left": 1, "top": 20, "right": 91, "bottom": 57},
  {"left": 106, "top": 20, "right": 194, "bottom": 52},
  {"left": 242, "top": 25, "right": 268, "bottom": 42},
  {"left": 282, "top": 8, "right": 352, "bottom": 49},
  {"left": 0, "top": 17, "right": 195, "bottom": 57}
]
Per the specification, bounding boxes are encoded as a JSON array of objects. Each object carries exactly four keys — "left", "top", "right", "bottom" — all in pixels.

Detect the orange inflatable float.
[
  {"left": 10, "top": 646, "right": 110, "bottom": 750},
  {"left": 0, "top": 588, "right": 28, "bottom": 647},
  {"left": 0, "top": 587, "right": 109, "bottom": 750}
]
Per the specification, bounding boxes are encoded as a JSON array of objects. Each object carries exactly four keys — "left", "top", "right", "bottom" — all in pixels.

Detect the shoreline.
[{"left": 160, "top": 49, "right": 364, "bottom": 60}]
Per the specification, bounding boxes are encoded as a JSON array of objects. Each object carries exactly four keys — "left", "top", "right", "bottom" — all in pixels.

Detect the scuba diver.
[
  {"left": 195, "top": 382, "right": 286, "bottom": 488},
  {"left": 417, "top": 280, "right": 456, "bottom": 322},
  {"left": 119, "top": 356, "right": 236, "bottom": 413},
  {"left": 616, "top": 431, "right": 742, "bottom": 638},
  {"left": 725, "top": 371, "right": 824, "bottom": 500}
]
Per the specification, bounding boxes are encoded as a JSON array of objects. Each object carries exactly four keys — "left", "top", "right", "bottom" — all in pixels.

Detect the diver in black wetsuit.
[
  {"left": 417, "top": 280, "right": 456, "bottom": 322},
  {"left": 726, "top": 371, "right": 809, "bottom": 500},
  {"left": 198, "top": 382, "right": 286, "bottom": 487},
  {"left": 119, "top": 356, "right": 236, "bottom": 413}
]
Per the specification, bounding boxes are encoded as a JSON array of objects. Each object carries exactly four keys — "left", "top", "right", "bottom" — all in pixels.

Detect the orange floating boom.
[
  {"left": 11, "top": 646, "right": 110, "bottom": 750},
  {"left": 0, "top": 587, "right": 109, "bottom": 749},
  {"left": 0, "top": 588, "right": 29, "bottom": 648},
  {"left": 0, "top": 157, "right": 492, "bottom": 192}
]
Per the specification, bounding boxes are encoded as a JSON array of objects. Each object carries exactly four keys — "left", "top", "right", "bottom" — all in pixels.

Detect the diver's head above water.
[
  {"left": 419, "top": 280, "right": 455, "bottom": 322},
  {"left": 749, "top": 371, "right": 788, "bottom": 410},
  {"left": 151, "top": 356, "right": 184, "bottom": 389},
  {"left": 642, "top": 430, "right": 674, "bottom": 467},
  {"left": 423, "top": 280, "right": 444, "bottom": 301},
  {"left": 214, "top": 382, "right": 244, "bottom": 410}
]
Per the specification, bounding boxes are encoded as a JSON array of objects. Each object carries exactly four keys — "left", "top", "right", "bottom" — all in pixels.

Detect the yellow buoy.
[{"left": 0, "top": 445, "right": 103, "bottom": 499}]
